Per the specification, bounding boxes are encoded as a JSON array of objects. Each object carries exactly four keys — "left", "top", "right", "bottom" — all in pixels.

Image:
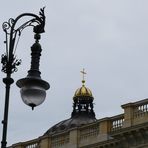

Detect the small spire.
[{"left": 80, "top": 68, "right": 87, "bottom": 85}]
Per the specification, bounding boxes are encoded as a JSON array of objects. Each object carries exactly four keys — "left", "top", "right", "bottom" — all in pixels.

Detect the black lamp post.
[{"left": 1, "top": 8, "right": 50, "bottom": 148}]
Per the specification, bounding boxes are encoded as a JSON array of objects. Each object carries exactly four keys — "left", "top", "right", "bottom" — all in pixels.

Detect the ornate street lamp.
[{"left": 1, "top": 8, "right": 50, "bottom": 148}]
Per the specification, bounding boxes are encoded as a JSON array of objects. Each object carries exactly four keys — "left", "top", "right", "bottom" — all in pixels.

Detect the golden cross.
[{"left": 80, "top": 68, "right": 87, "bottom": 82}]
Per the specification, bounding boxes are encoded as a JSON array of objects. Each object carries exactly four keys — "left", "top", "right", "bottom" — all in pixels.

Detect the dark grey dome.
[
  {"left": 44, "top": 77, "right": 96, "bottom": 136},
  {"left": 44, "top": 112, "right": 96, "bottom": 135}
]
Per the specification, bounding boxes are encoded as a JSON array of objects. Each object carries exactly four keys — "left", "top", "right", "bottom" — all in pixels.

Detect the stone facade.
[{"left": 9, "top": 98, "right": 148, "bottom": 148}]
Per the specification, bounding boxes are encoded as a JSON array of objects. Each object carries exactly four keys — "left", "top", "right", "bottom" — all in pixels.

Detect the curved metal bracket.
[{"left": 1, "top": 8, "right": 45, "bottom": 74}]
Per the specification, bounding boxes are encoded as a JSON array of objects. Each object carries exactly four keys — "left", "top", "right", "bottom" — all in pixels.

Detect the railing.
[
  {"left": 23, "top": 139, "right": 39, "bottom": 148},
  {"left": 51, "top": 132, "right": 69, "bottom": 147},
  {"left": 80, "top": 122, "right": 99, "bottom": 141},
  {"left": 134, "top": 100, "right": 148, "bottom": 118},
  {"left": 110, "top": 114, "right": 124, "bottom": 131},
  {"left": 25, "top": 143, "right": 38, "bottom": 148}
]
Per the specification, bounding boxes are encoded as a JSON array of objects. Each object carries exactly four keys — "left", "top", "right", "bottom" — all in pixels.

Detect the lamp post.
[{"left": 1, "top": 8, "right": 50, "bottom": 148}]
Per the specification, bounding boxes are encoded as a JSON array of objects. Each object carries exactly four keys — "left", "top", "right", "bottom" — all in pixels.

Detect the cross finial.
[{"left": 80, "top": 68, "right": 87, "bottom": 85}]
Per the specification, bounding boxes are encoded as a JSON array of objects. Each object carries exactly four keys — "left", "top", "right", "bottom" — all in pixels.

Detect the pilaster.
[
  {"left": 122, "top": 103, "right": 134, "bottom": 127},
  {"left": 69, "top": 128, "right": 78, "bottom": 148}
]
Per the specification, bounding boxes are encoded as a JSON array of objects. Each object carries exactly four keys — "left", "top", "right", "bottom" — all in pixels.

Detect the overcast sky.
[{"left": 1, "top": 0, "right": 148, "bottom": 146}]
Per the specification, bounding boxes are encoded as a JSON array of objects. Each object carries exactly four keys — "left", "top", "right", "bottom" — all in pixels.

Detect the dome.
[
  {"left": 73, "top": 80, "right": 94, "bottom": 100},
  {"left": 44, "top": 112, "right": 96, "bottom": 135},
  {"left": 44, "top": 69, "right": 96, "bottom": 136},
  {"left": 73, "top": 84, "right": 93, "bottom": 100}
]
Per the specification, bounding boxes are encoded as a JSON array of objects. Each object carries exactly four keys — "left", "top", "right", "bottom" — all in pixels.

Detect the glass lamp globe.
[
  {"left": 16, "top": 77, "right": 50, "bottom": 110},
  {"left": 20, "top": 85, "right": 46, "bottom": 110}
]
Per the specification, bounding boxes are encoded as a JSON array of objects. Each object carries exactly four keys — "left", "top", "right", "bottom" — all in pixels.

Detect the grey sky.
[{"left": 1, "top": 0, "right": 148, "bottom": 146}]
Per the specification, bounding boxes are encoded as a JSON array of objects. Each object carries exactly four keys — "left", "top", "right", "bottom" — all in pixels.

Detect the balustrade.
[
  {"left": 134, "top": 102, "right": 148, "bottom": 118},
  {"left": 80, "top": 123, "right": 99, "bottom": 141},
  {"left": 51, "top": 133, "right": 69, "bottom": 147},
  {"left": 25, "top": 143, "right": 38, "bottom": 148},
  {"left": 110, "top": 114, "right": 124, "bottom": 131}
]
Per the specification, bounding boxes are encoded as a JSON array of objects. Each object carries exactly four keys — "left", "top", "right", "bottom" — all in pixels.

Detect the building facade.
[{"left": 9, "top": 77, "right": 148, "bottom": 148}]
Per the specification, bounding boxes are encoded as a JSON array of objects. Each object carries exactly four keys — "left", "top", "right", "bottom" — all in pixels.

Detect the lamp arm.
[{"left": 1, "top": 7, "right": 45, "bottom": 75}]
